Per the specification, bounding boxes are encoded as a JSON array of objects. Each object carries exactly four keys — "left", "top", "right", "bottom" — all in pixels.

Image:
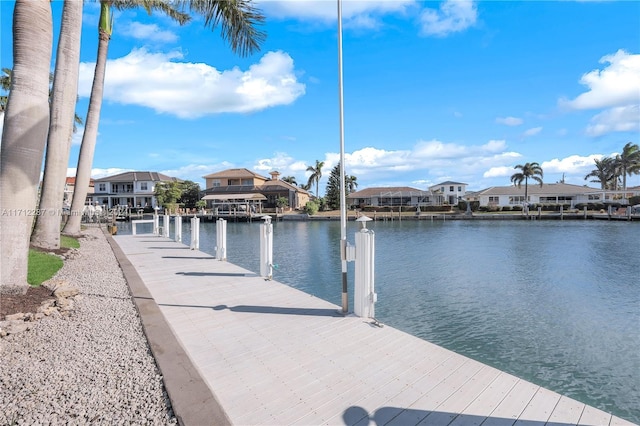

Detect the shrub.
[
  {"left": 502, "top": 205, "right": 512, "bottom": 211},
  {"left": 304, "top": 201, "right": 319, "bottom": 215},
  {"left": 512, "top": 205, "right": 523, "bottom": 211}
]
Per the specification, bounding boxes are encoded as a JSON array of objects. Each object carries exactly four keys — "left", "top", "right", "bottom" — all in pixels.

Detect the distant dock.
[{"left": 109, "top": 234, "right": 636, "bottom": 426}]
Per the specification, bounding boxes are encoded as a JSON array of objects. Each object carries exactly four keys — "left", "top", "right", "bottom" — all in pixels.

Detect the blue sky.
[{"left": 1, "top": 0, "right": 639, "bottom": 193}]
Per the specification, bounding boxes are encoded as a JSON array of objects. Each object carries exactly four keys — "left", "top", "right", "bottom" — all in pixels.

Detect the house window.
[
  {"left": 588, "top": 194, "right": 600, "bottom": 200},
  {"left": 458, "top": 186, "right": 462, "bottom": 192},
  {"left": 441, "top": 187, "right": 445, "bottom": 192},
  {"left": 126, "top": 184, "right": 133, "bottom": 193},
  {"left": 450, "top": 186, "right": 454, "bottom": 192},
  {"left": 241, "top": 179, "right": 253, "bottom": 185},
  {"left": 140, "top": 182, "right": 148, "bottom": 191},
  {"left": 98, "top": 183, "right": 106, "bottom": 192},
  {"left": 509, "top": 196, "right": 526, "bottom": 204},
  {"left": 211, "top": 179, "right": 221, "bottom": 187},
  {"left": 488, "top": 196, "right": 500, "bottom": 204}
]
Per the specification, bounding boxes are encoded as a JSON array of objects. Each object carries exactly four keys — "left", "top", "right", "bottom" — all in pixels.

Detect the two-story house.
[
  {"left": 91, "top": 171, "right": 179, "bottom": 209},
  {"left": 202, "top": 168, "right": 310, "bottom": 210},
  {"left": 428, "top": 181, "right": 468, "bottom": 205}
]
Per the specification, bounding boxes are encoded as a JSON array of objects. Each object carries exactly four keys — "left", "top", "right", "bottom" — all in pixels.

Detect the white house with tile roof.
[
  {"left": 428, "top": 181, "right": 468, "bottom": 205},
  {"left": 347, "top": 187, "right": 433, "bottom": 208},
  {"left": 471, "top": 182, "right": 640, "bottom": 208},
  {"left": 91, "top": 171, "right": 179, "bottom": 208}
]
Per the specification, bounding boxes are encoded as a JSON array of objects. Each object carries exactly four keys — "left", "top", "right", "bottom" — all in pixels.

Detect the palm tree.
[
  {"left": 0, "top": 68, "right": 12, "bottom": 111},
  {"left": 177, "top": 0, "right": 266, "bottom": 57},
  {"left": 282, "top": 176, "right": 297, "bottom": 186},
  {"left": 615, "top": 142, "right": 640, "bottom": 191},
  {"left": 346, "top": 175, "right": 358, "bottom": 193},
  {"left": 1, "top": 68, "right": 84, "bottom": 131},
  {"left": 64, "top": 0, "right": 266, "bottom": 235},
  {"left": 0, "top": 0, "right": 53, "bottom": 294},
  {"left": 31, "top": 0, "right": 84, "bottom": 250},
  {"left": 306, "top": 160, "right": 324, "bottom": 198},
  {"left": 584, "top": 157, "right": 617, "bottom": 190},
  {"left": 63, "top": 1, "right": 191, "bottom": 236},
  {"left": 510, "top": 162, "right": 544, "bottom": 205}
]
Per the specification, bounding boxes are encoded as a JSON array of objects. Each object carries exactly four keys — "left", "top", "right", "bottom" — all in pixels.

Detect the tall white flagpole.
[{"left": 337, "top": 0, "right": 348, "bottom": 314}]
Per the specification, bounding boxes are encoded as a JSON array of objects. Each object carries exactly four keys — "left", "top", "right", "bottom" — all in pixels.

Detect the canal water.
[{"left": 120, "top": 219, "right": 640, "bottom": 423}]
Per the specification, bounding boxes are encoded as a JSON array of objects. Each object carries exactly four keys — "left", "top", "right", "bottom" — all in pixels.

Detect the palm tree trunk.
[
  {"left": 32, "top": 0, "right": 83, "bottom": 250},
  {"left": 63, "top": 5, "right": 111, "bottom": 236},
  {"left": 0, "top": 0, "right": 53, "bottom": 295}
]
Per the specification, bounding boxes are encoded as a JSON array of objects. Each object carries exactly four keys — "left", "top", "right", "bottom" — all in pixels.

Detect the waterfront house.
[
  {"left": 91, "top": 171, "right": 179, "bottom": 209},
  {"left": 348, "top": 187, "right": 433, "bottom": 209},
  {"left": 428, "top": 181, "right": 468, "bottom": 205},
  {"left": 202, "top": 168, "right": 310, "bottom": 210},
  {"left": 473, "top": 182, "right": 640, "bottom": 208}
]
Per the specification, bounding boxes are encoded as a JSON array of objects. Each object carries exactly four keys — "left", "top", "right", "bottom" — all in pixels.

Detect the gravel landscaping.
[{"left": 0, "top": 226, "right": 176, "bottom": 425}]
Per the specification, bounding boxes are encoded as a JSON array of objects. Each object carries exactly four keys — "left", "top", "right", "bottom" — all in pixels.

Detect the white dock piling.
[
  {"left": 190, "top": 216, "right": 200, "bottom": 250},
  {"left": 216, "top": 218, "right": 227, "bottom": 261},
  {"left": 354, "top": 216, "right": 376, "bottom": 318},
  {"left": 163, "top": 214, "right": 170, "bottom": 238},
  {"left": 260, "top": 215, "right": 273, "bottom": 280},
  {"left": 175, "top": 215, "right": 182, "bottom": 243}
]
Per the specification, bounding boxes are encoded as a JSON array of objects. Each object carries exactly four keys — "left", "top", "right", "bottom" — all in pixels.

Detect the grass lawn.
[{"left": 27, "top": 235, "right": 80, "bottom": 286}]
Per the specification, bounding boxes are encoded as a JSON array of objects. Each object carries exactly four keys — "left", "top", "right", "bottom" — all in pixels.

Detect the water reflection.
[{"left": 117, "top": 219, "right": 640, "bottom": 423}]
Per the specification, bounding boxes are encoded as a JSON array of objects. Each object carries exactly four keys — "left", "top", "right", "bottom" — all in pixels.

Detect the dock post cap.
[
  {"left": 261, "top": 215, "right": 272, "bottom": 223},
  {"left": 356, "top": 215, "right": 372, "bottom": 229}
]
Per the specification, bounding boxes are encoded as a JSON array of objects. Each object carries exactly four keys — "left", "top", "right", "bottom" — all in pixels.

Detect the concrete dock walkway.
[{"left": 110, "top": 234, "right": 635, "bottom": 426}]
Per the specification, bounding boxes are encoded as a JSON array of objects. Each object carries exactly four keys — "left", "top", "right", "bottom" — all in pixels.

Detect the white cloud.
[
  {"left": 78, "top": 48, "right": 306, "bottom": 118},
  {"left": 541, "top": 154, "right": 604, "bottom": 175},
  {"left": 420, "top": 0, "right": 477, "bottom": 37},
  {"left": 258, "top": 0, "right": 415, "bottom": 26},
  {"left": 121, "top": 22, "right": 178, "bottom": 43},
  {"left": 523, "top": 126, "right": 542, "bottom": 137},
  {"left": 66, "top": 167, "right": 132, "bottom": 179},
  {"left": 562, "top": 50, "right": 640, "bottom": 110},
  {"left": 483, "top": 166, "right": 512, "bottom": 178},
  {"left": 481, "top": 140, "right": 507, "bottom": 152},
  {"left": 585, "top": 105, "right": 640, "bottom": 137},
  {"left": 496, "top": 116, "right": 523, "bottom": 126},
  {"left": 561, "top": 50, "right": 640, "bottom": 137}
]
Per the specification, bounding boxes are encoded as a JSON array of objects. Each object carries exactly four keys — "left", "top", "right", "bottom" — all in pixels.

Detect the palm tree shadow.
[
  {"left": 157, "top": 302, "right": 341, "bottom": 317},
  {"left": 343, "top": 405, "right": 579, "bottom": 426}
]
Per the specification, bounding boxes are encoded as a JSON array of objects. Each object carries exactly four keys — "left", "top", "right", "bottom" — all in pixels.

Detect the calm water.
[{"left": 120, "top": 219, "right": 640, "bottom": 423}]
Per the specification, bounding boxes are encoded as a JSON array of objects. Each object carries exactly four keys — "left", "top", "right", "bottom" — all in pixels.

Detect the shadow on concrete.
[
  {"left": 175, "top": 271, "right": 256, "bottom": 277},
  {"left": 156, "top": 302, "right": 342, "bottom": 317},
  {"left": 163, "top": 256, "right": 215, "bottom": 260},
  {"left": 343, "top": 405, "right": 580, "bottom": 426},
  {"left": 145, "top": 246, "right": 188, "bottom": 249}
]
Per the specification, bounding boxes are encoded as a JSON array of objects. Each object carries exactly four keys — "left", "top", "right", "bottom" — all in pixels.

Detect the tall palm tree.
[
  {"left": 510, "top": 162, "right": 544, "bottom": 205},
  {"left": 584, "top": 157, "right": 617, "bottom": 190},
  {"left": 615, "top": 142, "right": 640, "bottom": 191},
  {"left": 31, "top": 0, "right": 83, "bottom": 250},
  {"left": 1, "top": 68, "right": 82, "bottom": 129},
  {"left": 63, "top": 1, "right": 191, "bottom": 236},
  {"left": 0, "top": 0, "right": 53, "bottom": 294},
  {"left": 306, "top": 160, "right": 324, "bottom": 198},
  {"left": 64, "top": 0, "right": 266, "bottom": 235}
]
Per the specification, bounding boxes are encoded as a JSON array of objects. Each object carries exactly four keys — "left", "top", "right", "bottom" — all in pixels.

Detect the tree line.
[{"left": 0, "top": 0, "right": 266, "bottom": 295}]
